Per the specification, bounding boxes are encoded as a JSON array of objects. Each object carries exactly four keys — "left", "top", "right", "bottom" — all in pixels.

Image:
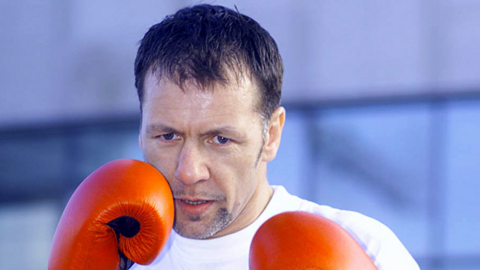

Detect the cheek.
[
  {"left": 221, "top": 155, "right": 260, "bottom": 198},
  {"left": 142, "top": 142, "right": 177, "bottom": 179}
]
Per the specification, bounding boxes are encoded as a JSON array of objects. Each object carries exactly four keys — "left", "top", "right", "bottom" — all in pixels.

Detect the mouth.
[
  {"left": 180, "top": 199, "right": 210, "bottom": 205},
  {"left": 175, "top": 198, "right": 214, "bottom": 216}
]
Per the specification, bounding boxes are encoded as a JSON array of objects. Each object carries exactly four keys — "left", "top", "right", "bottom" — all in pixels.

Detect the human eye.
[
  {"left": 157, "top": 132, "right": 181, "bottom": 141},
  {"left": 212, "top": 135, "right": 231, "bottom": 145}
]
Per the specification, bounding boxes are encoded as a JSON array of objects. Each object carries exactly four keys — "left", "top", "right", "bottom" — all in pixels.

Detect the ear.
[{"left": 261, "top": 107, "right": 286, "bottom": 162}]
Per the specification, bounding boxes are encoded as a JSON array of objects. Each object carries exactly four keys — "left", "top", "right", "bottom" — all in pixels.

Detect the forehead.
[
  {"left": 142, "top": 73, "right": 262, "bottom": 127},
  {"left": 144, "top": 70, "right": 259, "bottom": 107}
]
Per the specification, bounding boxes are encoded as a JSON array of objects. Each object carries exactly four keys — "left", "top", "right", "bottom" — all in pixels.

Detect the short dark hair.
[{"left": 134, "top": 4, "right": 283, "bottom": 122}]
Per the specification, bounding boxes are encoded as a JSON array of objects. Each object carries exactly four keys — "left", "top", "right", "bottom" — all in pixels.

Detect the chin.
[
  {"left": 174, "top": 208, "right": 233, "bottom": 239},
  {"left": 174, "top": 224, "right": 216, "bottom": 239}
]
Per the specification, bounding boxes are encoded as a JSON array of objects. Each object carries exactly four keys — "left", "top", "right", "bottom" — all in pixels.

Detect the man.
[{"left": 133, "top": 4, "right": 419, "bottom": 269}]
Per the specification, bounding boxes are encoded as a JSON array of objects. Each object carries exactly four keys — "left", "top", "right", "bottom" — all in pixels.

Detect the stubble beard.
[{"left": 174, "top": 207, "right": 233, "bottom": 239}]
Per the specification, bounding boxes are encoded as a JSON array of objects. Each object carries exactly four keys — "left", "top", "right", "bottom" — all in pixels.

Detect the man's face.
[{"left": 139, "top": 74, "right": 277, "bottom": 239}]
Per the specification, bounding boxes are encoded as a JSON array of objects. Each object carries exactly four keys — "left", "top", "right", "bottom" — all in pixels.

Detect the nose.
[{"left": 174, "top": 142, "right": 210, "bottom": 185}]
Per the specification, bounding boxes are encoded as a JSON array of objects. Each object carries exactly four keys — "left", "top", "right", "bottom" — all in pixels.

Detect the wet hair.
[{"left": 134, "top": 4, "right": 283, "bottom": 122}]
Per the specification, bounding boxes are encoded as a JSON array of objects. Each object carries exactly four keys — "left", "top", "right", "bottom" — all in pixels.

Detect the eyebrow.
[
  {"left": 146, "top": 124, "right": 182, "bottom": 136},
  {"left": 146, "top": 123, "right": 243, "bottom": 138},
  {"left": 200, "top": 127, "right": 242, "bottom": 137}
]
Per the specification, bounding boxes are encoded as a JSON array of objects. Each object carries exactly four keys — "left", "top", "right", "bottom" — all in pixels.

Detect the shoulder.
[{"left": 271, "top": 186, "right": 420, "bottom": 270}]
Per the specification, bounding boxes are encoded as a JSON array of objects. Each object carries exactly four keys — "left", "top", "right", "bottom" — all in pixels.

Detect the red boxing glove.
[
  {"left": 48, "top": 159, "right": 174, "bottom": 270},
  {"left": 249, "top": 211, "right": 378, "bottom": 270}
]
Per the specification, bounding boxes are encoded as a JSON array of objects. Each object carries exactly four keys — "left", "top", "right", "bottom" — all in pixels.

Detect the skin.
[{"left": 139, "top": 72, "right": 285, "bottom": 239}]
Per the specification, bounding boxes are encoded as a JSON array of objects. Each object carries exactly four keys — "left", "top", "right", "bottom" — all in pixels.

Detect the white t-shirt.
[{"left": 133, "top": 185, "right": 420, "bottom": 270}]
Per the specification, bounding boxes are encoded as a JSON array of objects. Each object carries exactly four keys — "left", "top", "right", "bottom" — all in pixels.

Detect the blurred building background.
[{"left": 1, "top": 0, "right": 480, "bottom": 269}]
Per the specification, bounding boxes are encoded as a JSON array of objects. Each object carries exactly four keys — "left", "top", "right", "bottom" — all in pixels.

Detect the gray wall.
[{"left": 2, "top": 0, "right": 480, "bottom": 126}]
